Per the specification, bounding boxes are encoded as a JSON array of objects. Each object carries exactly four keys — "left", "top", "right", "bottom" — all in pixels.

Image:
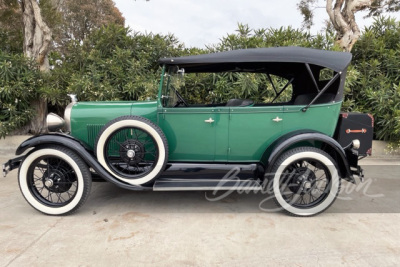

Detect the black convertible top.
[{"left": 159, "top": 46, "right": 352, "bottom": 73}]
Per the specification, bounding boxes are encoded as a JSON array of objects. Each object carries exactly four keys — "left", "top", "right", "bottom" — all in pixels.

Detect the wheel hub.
[
  {"left": 44, "top": 178, "right": 53, "bottom": 188},
  {"left": 288, "top": 167, "right": 316, "bottom": 194},
  {"left": 119, "top": 139, "right": 145, "bottom": 164},
  {"left": 43, "top": 167, "right": 74, "bottom": 193},
  {"left": 126, "top": 149, "right": 136, "bottom": 158}
]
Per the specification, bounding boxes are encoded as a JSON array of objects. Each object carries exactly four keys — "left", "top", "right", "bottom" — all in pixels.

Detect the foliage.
[
  {"left": 44, "top": 24, "right": 185, "bottom": 106},
  {"left": 1, "top": 15, "right": 400, "bottom": 145},
  {"left": 351, "top": 16, "right": 400, "bottom": 144},
  {"left": 0, "top": 0, "right": 23, "bottom": 53},
  {"left": 368, "top": 0, "right": 400, "bottom": 16},
  {"left": 54, "top": 0, "right": 125, "bottom": 55},
  {"left": 179, "top": 24, "right": 334, "bottom": 104},
  {"left": 0, "top": 52, "right": 40, "bottom": 137}
]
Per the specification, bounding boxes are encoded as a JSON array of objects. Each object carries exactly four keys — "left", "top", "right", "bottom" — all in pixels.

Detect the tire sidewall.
[
  {"left": 96, "top": 119, "right": 167, "bottom": 185},
  {"left": 272, "top": 150, "right": 340, "bottom": 216},
  {"left": 18, "top": 148, "right": 85, "bottom": 215}
]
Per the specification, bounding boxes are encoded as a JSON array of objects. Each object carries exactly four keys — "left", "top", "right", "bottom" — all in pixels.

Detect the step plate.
[{"left": 153, "top": 179, "right": 262, "bottom": 191}]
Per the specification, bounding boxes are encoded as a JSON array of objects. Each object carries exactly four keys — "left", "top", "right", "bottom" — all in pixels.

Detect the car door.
[
  {"left": 158, "top": 107, "right": 229, "bottom": 162},
  {"left": 228, "top": 106, "right": 283, "bottom": 161}
]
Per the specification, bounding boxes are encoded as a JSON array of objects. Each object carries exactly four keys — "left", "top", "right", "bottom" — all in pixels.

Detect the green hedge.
[{"left": 1, "top": 19, "right": 399, "bottom": 146}]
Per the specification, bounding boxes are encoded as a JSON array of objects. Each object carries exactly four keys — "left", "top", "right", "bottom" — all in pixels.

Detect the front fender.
[
  {"left": 15, "top": 134, "right": 151, "bottom": 191},
  {"left": 16, "top": 133, "right": 89, "bottom": 155},
  {"left": 263, "top": 131, "right": 356, "bottom": 183}
]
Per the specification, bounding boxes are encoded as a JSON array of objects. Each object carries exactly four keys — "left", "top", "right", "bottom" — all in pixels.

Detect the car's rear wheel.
[
  {"left": 95, "top": 116, "right": 168, "bottom": 185},
  {"left": 270, "top": 147, "right": 341, "bottom": 216},
  {"left": 18, "top": 146, "right": 92, "bottom": 215}
]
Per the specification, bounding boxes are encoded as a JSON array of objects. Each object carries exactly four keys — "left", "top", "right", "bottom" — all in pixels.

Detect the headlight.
[{"left": 46, "top": 113, "right": 65, "bottom": 132}]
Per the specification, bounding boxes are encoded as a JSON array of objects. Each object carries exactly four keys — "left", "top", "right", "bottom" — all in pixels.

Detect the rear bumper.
[
  {"left": 345, "top": 147, "right": 364, "bottom": 182},
  {"left": 2, "top": 156, "right": 24, "bottom": 177}
]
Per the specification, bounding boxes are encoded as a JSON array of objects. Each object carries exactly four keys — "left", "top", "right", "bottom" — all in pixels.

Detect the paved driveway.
[{"left": 1, "top": 155, "right": 399, "bottom": 266}]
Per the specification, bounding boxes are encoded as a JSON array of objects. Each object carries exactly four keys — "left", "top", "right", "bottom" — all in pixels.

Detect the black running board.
[{"left": 153, "top": 178, "right": 262, "bottom": 191}]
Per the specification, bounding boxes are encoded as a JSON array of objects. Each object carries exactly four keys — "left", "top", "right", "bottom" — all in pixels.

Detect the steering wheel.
[{"left": 174, "top": 89, "right": 189, "bottom": 107}]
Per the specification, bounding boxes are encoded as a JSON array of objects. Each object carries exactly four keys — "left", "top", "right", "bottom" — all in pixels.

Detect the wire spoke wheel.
[
  {"left": 271, "top": 147, "right": 340, "bottom": 217},
  {"left": 18, "top": 146, "right": 92, "bottom": 215},
  {"left": 278, "top": 158, "right": 331, "bottom": 209},
  {"left": 28, "top": 156, "right": 78, "bottom": 206},
  {"left": 104, "top": 127, "right": 159, "bottom": 179},
  {"left": 95, "top": 116, "right": 168, "bottom": 186}
]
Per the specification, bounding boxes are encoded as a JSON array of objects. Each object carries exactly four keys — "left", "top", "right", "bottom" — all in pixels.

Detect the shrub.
[{"left": 0, "top": 52, "right": 40, "bottom": 138}]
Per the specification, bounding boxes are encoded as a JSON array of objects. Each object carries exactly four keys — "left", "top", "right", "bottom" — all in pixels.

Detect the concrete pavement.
[{"left": 0, "top": 150, "right": 399, "bottom": 266}]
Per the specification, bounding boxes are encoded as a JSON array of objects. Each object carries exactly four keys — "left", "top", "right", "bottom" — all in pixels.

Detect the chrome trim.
[
  {"left": 272, "top": 116, "right": 283, "bottom": 122},
  {"left": 44, "top": 179, "right": 53, "bottom": 187},
  {"left": 46, "top": 113, "right": 65, "bottom": 132},
  {"left": 67, "top": 94, "right": 77, "bottom": 103},
  {"left": 64, "top": 102, "right": 74, "bottom": 132},
  {"left": 204, "top": 118, "right": 215, "bottom": 123}
]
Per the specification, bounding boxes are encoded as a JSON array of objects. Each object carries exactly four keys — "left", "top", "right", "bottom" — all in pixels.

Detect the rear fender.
[{"left": 262, "top": 131, "right": 356, "bottom": 183}]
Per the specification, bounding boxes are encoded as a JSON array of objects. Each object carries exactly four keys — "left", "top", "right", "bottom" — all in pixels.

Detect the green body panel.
[
  {"left": 157, "top": 102, "right": 341, "bottom": 162},
  {"left": 157, "top": 107, "right": 231, "bottom": 161},
  {"left": 69, "top": 99, "right": 341, "bottom": 162},
  {"left": 282, "top": 102, "right": 342, "bottom": 137},
  {"left": 228, "top": 106, "right": 283, "bottom": 161},
  {"left": 70, "top": 101, "right": 158, "bottom": 149}
]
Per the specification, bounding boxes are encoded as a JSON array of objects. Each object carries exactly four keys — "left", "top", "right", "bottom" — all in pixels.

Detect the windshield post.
[{"left": 157, "top": 65, "right": 166, "bottom": 108}]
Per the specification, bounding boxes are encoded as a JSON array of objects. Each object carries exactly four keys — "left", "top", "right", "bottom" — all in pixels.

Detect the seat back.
[
  {"left": 226, "top": 99, "right": 254, "bottom": 107},
  {"left": 294, "top": 93, "right": 335, "bottom": 105}
]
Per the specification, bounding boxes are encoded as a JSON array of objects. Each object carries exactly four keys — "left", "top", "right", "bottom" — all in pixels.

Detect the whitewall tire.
[
  {"left": 270, "top": 147, "right": 341, "bottom": 216},
  {"left": 95, "top": 116, "right": 168, "bottom": 186},
  {"left": 18, "top": 146, "right": 92, "bottom": 215}
]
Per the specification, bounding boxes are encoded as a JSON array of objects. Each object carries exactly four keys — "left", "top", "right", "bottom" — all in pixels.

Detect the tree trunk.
[
  {"left": 326, "top": 0, "right": 373, "bottom": 52},
  {"left": 20, "top": 0, "right": 52, "bottom": 134}
]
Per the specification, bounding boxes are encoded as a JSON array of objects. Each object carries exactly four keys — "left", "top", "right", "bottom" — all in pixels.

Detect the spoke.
[
  {"left": 36, "top": 166, "right": 45, "bottom": 175},
  {"left": 309, "top": 192, "right": 316, "bottom": 202},
  {"left": 55, "top": 158, "right": 63, "bottom": 170},
  {"left": 144, "top": 151, "right": 156, "bottom": 157},
  {"left": 56, "top": 193, "right": 62, "bottom": 203},
  {"left": 301, "top": 195, "right": 307, "bottom": 205},
  {"left": 133, "top": 128, "right": 140, "bottom": 140},
  {"left": 66, "top": 191, "right": 73, "bottom": 199},
  {"left": 60, "top": 194, "right": 67, "bottom": 202}
]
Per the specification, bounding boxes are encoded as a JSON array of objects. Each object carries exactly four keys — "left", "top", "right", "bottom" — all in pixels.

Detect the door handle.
[
  {"left": 272, "top": 116, "right": 283, "bottom": 122},
  {"left": 204, "top": 118, "right": 215, "bottom": 123}
]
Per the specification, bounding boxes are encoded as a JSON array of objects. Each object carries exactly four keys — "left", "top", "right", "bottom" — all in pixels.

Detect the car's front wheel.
[
  {"left": 270, "top": 147, "right": 341, "bottom": 216},
  {"left": 18, "top": 146, "right": 92, "bottom": 215}
]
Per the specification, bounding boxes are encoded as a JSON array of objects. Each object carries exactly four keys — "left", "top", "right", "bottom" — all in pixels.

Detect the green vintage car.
[{"left": 3, "top": 47, "right": 373, "bottom": 216}]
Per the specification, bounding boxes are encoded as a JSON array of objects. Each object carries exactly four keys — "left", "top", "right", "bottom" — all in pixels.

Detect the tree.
[
  {"left": 0, "top": 0, "right": 125, "bottom": 134},
  {"left": 55, "top": 0, "right": 124, "bottom": 54},
  {"left": 0, "top": 0, "right": 24, "bottom": 53},
  {"left": 368, "top": 0, "right": 400, "bottom": 16},
  {"left": 298, "top": 0, "right": 377, "bottom": 51}
]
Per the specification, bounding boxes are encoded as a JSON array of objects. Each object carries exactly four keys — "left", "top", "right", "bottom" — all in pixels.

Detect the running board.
[{"left": 153, "top": 178, "right": 262, "bottom": 191}]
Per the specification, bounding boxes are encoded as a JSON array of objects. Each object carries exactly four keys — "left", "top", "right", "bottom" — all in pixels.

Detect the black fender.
[
  {"left": 15, "top": 133, "right": 152, "bottom": 191},
  {"left": 262, "top": 130, "right": 355, "bottom": 183}
]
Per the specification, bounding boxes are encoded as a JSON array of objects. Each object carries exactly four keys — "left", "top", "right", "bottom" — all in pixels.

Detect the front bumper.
[{"left": 2, "top": 156, "right": 24, "bottom": 177}]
